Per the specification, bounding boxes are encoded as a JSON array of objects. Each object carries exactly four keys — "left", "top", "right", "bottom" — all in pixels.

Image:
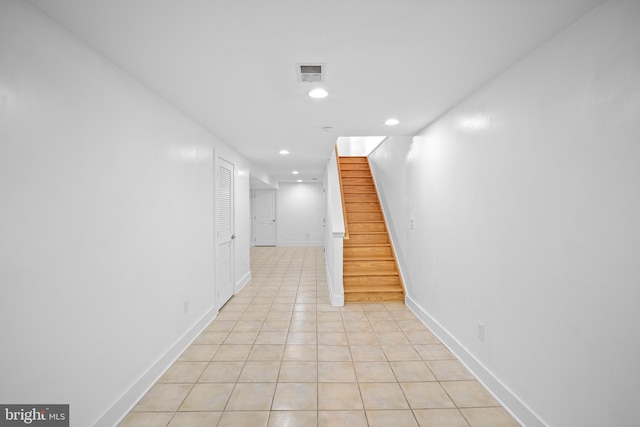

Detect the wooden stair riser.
[
  {"left": 343, "top": 274, "right": 401, "bottom": 287},
  {"left": 348, "top": 222, "right": 386, "bottom": 233},
  {"left": 341, "top": 177, "right": 374, "bottom": 186},
  {"left": 347, "top": 211, "right": 384, "bottom": 222},
  {"left": 344, "top": 260, "right": 397, "bottom": 274},
  {"left": 340, "top": 167, "right": 369, "bottom": 173},
  {"left": 341, "top": 171, "right": 372, "bottom": 178},
  {"left": 344, "top": 291, "right": 405, "bottom": 303},
  {"left": 339, "top": 157, "right": 368, "bottom": 164},
  {"left": 344, "top": 284, "right": 403, "bottom": 292},
  {"left": 344, "top": 245, "right": 393, "bottom": 258},
  {"left": 342, "top": 186, "right": 376, "bottom": 195},
  {"left": 345, "top": 202, "right": 381, "bottom": 212},
  {"left": 340, "top": 166, "right": 370, "bottom": 173},
  {"left": 346, "top": 233, "right": 388, "bottom": 244},
  {"left": 344, "top": 193, "right": 379, "bottom": 203}
]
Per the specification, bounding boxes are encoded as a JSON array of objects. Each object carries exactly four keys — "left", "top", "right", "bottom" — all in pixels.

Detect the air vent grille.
[{"left": 297, "top": 63, "right": 325, "bottom": 83}]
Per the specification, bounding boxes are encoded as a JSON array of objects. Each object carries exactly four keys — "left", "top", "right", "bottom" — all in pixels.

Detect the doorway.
[
  {"left": 253, "top": 189, "right": 276, "bottom": 246},
  {"left": 216, "top": 157, "right": 235, "bottom": 307}
]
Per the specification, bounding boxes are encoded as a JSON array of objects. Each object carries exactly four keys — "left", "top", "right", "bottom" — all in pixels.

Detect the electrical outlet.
[
  {"left": 477, "top": 322, "right": 485, "bottom": 342},
  {"left": 409, "top": 218, "right": 415, "bottom": 231}
]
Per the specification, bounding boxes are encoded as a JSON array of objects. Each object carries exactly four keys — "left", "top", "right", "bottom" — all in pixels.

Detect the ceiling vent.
[{"left": 297, "top": 63, "right": 325, "bottom": 83}]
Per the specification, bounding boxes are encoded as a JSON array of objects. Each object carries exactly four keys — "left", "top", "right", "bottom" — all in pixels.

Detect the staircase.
[{"left": 339, "top": 156, "right": 404, "bottom": 303}]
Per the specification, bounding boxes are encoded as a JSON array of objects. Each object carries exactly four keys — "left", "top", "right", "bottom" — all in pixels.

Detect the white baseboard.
[
  {"left": 235, "top": 271, "right": 252, "bottom": 294},
  {"left": 331, "top": 292, "right": 344, "bottom": 307},
  {"left": 405, "top": 295, "right": 545, "bottom": 427},
  {"left": 324, "top": 260, "right": 344, "bottom": 307},
  {"left": 94, "top": 306, "right": 219, "bottom": 427}
]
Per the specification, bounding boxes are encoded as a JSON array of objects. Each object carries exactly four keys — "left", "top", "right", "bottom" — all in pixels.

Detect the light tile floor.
[{"left": 119, "top": 246, "right": 520, "bottom": 427}]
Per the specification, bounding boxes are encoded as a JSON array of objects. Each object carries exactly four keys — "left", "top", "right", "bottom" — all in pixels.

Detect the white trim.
[
  {"left": 405, "top": 295, "right": 546, "bottom": 427},
  {"left": 95, "top": 306, "right": 219, "bottom": 427},
  {"left": 325, "top": 260, "right": 344, "bottom": 307},
  {"left": 235, "top": 270, "right": 252, "bottom": 294}
]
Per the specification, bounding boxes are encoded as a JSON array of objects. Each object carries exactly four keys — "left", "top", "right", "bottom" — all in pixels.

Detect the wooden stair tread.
[
  {"left": 345, "top": 204, "right": 380, "bottom": 208},
  {"left": 346, "top": 232, "right": 387, "bottom": 237},
  {"left": 345, "top": 252, "right": 395, "bottom": 261},
  {"left": 343, "top": 189, "right": 376, "bottom": 194},
  {"left": 344, "top": 285, "right": 402, "bottom": 292},
  {"left": 344, "top": 291, "right": 404, "bottom": 303},
  {"left": 343, "top": 243, "right": 391, "bottom": 247},
  {"left": 343, "top": 271, "right": 399, "bottom": 277},
  {"left": 344, "top": 242, "right": 390, "bottom": 246},
  {"left": 344, "top": 197, "right": 376, "bottom": 199}
]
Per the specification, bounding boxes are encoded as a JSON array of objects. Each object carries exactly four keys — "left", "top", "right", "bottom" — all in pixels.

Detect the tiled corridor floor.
[{"left": 119, "top": 246, "right": 520, "bottom": 427}]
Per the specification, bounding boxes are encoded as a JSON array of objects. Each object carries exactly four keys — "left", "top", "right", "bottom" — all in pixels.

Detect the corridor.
[{"left": 118, "top": 246, "right": 519, "bottom": 426}]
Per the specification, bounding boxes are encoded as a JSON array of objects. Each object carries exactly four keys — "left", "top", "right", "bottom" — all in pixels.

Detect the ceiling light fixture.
[
  {"left": 385, "top": 118, "right": 400, "bottom": 126},
  {"left": 297, "top": 179, "right": 303, "bottom": 183},
  {"left": 459, "top": 115, "right": 490, "bottom": 130},
  {"left": 279, "top": 150, "right": 290, "bottom": 155},
  {"left": 292, "top": 170, "right": 299, "bottom": 175},
  {"left": 308, "top": 88, "right": 328, "bottom": 99}
]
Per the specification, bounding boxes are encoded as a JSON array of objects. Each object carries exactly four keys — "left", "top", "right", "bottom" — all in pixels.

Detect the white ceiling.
[{"left": 28, "top": 0, "right": 603, "bottom": 185}]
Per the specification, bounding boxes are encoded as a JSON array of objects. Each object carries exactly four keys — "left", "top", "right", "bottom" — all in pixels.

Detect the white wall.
[
  {"left": 0, "top": 1, "right": 251, "bottom": 425},
  {"left": 276, "top": 182, "right": 325, "bottom": 246},
  {"left": 369, "top": 1, "right": 640, "bottom": 426},
  {"left": 337, "top": 136, "right": 386, "bottom": 157}
]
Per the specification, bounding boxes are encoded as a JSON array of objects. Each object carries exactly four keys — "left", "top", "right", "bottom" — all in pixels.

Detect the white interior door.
[
  {"left": 253, "top": 190, "right": 276, "bottom": 246},
  {"left": 216, "top": 157, "right": 234, "bottom": 307}
]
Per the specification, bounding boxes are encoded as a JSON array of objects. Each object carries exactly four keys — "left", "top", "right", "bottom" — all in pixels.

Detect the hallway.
[{"left": 118, "top": 246, "right": 519, "bottom": 426}]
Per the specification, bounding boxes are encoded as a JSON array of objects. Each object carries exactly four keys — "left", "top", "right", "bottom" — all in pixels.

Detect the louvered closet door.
[{"left": 216, "top": 157, "right": 234, "bottom": 308}]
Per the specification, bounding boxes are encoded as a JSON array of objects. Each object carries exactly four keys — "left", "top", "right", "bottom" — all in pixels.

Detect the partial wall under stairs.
[{"left": 338, "top": 156, "right": 404, "bottom": 303}]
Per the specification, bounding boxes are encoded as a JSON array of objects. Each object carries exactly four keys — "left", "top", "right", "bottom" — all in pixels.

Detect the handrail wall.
[
  {"left": 323, "top": 147, "right": 345, "bottom": 306},
  {"left": 334, "top": 145, "right": 350, "bottom": 240}
]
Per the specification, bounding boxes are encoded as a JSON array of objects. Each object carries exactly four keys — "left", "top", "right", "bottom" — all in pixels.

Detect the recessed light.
[
  {"left": 459, "top": 115, "right": 490, "bottom": 130},
  {"left": 308, "top": 88, "right": 328, "bottom": 99},
  {"left": 279, "top": 150, "right": 290, "bottom": 155},
  {"left": 297, "top": 179, "right": 303, "bottom": 182},
  {"left": 292, "top": 170, "right": 299, "bottom": 175},
  {"left": 385, "top": 118, "right": 399, "bottom": 126}
]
